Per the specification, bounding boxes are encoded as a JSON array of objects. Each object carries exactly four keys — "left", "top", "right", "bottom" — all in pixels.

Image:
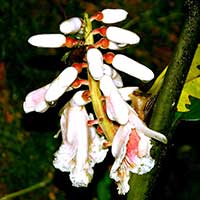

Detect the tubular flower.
[
  {"left": 100, "top": 75, "right": 129, "bottom": 125},
  {"left": 86, "top": 48, "right": 104, "bottom": 80},
  {"left": 110, "top": 104, "right": 167, "bottom": 195},
  {"left": 104, "top": 53, "right": 154, "bottom": 82},
  {"left": 53, "top": 91, "right": 108, "bottom": 187},
  {"left": 45, "top": 66, "right": 78, "bottom": 103},
  {"left": 28, "top": 34, "right": 66, "bottom": 48},
  {"left": 59, "top": 17, "right": 82, "bottom": 34},
  {"left": 91, "top": 9, "right": 128, "bottom": 24}
]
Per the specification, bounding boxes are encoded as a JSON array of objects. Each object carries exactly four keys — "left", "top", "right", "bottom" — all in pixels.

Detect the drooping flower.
[
  {"left": 59, "top": 17, "right": 82, "bottom": 34},
  {"left": 53, "top": 91, "right": 108, "bottom": 187},
  {"left": 110, "top": 104, "right": 167, "bottom": 194},
  {"left": 91, "top": 9, "right": 128, "bottom": 24},
  {"left": 100, "top": 75, "right": 129, "bottom": 125},
  {"left": 23, "top": 84, "right": 50, "bottom": 113}
]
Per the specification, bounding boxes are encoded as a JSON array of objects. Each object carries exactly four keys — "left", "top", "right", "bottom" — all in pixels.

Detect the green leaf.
[
  {"left": 177, "top": 77, "right": 200, "bottom": 112},
  {"left": 175, "top": 96, "right": 200, "bottom": 121},
  {"left": 177, "top": 44, "right": 200, "bottom": 112}
]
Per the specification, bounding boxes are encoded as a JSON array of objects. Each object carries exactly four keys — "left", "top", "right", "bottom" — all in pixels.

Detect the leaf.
[
  {"left": 175, "top": 96, "right": 200, "bottom": 121},
  {"left": 177, "top": 77, "right": 200, "bottom": 112}
]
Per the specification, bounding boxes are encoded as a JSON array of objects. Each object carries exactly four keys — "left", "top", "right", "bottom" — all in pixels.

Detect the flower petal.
[
  {"left": 100, "top": 75, "right": 129, "bottom": 125},
  {"left": 28, "top": 34, "right": 66, "bottom": 48},
  {"left": 112, "top": 54, "right": 154, "bottom": 82},
  {"left": 106, "top": 26, "right": 140, "bottom": 45},
  {"left": 45, "top": 67, "right": 78, "bottom": 102},
  {"left": 23, "top": 84, "right": 50, "bottom": 113},
  {"left": 101, "top": 9, "right": 128, "bottom": 24},
  {"left": 118, "top": 87, "right": 139, "bottom": 101},
  {"left": 102, "top": 64, "right": 123, "bottom": 87},
  {"left": 87, "top": 48, "right": 104, "bottom": 80},
  {"left": 59, "top": 17, "right": 82, "bottom": 34}
]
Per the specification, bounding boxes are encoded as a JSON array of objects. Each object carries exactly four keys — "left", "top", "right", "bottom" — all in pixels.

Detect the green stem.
[
  {"left": 128, "top": 1, "right": 200, "bottom": 199},
  {"left": 84, "top": 13, "right": 116, "bottom": 142},
  {"left": 0, "top": 176, "right": 52, "bottom": 200}
]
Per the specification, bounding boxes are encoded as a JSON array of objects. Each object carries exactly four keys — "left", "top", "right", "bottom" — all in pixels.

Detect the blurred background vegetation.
[{"left": 0, "top": 0, "right": 199, "bottom": 199}]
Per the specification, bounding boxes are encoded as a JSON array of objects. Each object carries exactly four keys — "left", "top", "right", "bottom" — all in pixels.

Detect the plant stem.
[
  {"left": 84, "top": 13, "right": 116, "bottom": 142},
  {"left": 127, "top": 0, "right": 200, "bottom": 199},
  {"left": 0, "top": 177, "right": 52, "bottom": 200}
]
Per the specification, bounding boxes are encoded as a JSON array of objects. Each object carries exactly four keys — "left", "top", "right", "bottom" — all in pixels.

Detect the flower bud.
[
  {"left": 59, "top": 17, "right": 82, "bottom": 34},
  {"left": 45, "top": 67, "right": 78, "bottom": 102},
  {"left": 87, "top": 48, "right": 104, "bottom": 80},
  {"left": 112, "top": 54, "right": 154, "bottom": 82},
  {"left": 28, "top": 34, "right": 66, "bottom": 48},
  {"left": 101, "top": 9, "right": 128, "bottom": 24},
  {"left": 106, "top": 26, "right": 140, "bottom": 45}
]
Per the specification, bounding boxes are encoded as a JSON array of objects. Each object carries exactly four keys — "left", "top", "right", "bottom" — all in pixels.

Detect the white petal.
[
  {"left": 69, "top": 90, "right": 91, "bottom": 107},
  {"left": 87, "top": 48, "right": 104, "bottom": 80},
  {"left": 28, "top": 34, "right": 66, "bottom": 48},
  {"left": 53, "top": 143, "right": 77, "bottom": 172},
  {"left": 112, "top": 54, "right": 154, "bottom": 82},
  {"left": 101, "top": 9, "right": 128, "bottom": 24},
  {"left": 108, "top": 41, "right": 127, "bottom": 50},
  {"left": 100, "top": 75, "right": 129, "bottom": 125},
  {"left": 59, "top": 17, "right": 82, "bottom": 34},
  {"left": 128, "top": 105, "right": 168, "bottom": 144},
  {"left": 23, "top": 84, "right": 50, "bottom": 113},
  {"left": 45, "top": 67, "right": 78, "bottom": 102},
  {"left": 130, "top": 156, "right": 155, "bottom": 175},
  {"left": 102, "top": 64, "right": 123, "bottom": 87},
  {"left": 106, "top": 26, "right": 140, "bottom": 45},
  {"left": 118, "top": 87, "right": 139, "bottom": 101}
]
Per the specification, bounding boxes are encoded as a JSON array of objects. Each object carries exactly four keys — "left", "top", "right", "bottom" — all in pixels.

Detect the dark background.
[{"left": 0, "top": 0, "right": 199, "bottom": 199}]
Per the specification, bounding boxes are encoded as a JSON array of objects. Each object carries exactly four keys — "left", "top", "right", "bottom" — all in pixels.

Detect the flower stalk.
[{"left": 84, "top": 12, "right": 116, "bottom": 141}]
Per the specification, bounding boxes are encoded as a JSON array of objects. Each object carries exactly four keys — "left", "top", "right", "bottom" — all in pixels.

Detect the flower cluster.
[{"left": 23, "top": 8, "right": 167, "bottom": 195}]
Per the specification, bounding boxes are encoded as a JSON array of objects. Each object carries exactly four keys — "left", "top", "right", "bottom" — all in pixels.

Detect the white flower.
[
  {"left": 110, "top": 104, "right": 167, "bottom": 195},
  {"left": 53, "top": 91, "right": 108, "bottom": 187},
  {"left": 86, "top": 48, "right": 104, "bottom": 80},
  {"left": 59, "top": 17, "right": 82, "bottom": 34},
  {"left": 28, "top": 34, "right": 66, "bottom": 48},
  {"left": 100, "top": 75, "right": 129, "bottom": 125},
  {"left": 106, "top": 26, "right": 140, "bottom": 45},
  {"left": 23, "top": 84, "right": 50, "bottom": 113},
  {"left": 102, "top": 64, "right": 123, "bottom": 87},
  {"left": 45, "top": 67, "right": 78, "bottom": 103},
  {"left": 98, "top": 9, "right": 128, "bottom": 24},
  {"left": 112, "top": 54, "right": 154, "bottom": 82}
]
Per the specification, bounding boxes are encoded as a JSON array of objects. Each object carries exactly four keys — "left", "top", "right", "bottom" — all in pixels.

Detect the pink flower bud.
[
  {"left": 112, "top": 54, "right": 154, "bottom": 82},
  {"left": 28, "top": 34, "right": 66, "bottom": 48},
  {"left": 86, "top": 48, "right": 104, "bottom": 80},
  {"left": 45, "top": 67, "right": 78, "bottom": 102},
  {"left": 59, "top": 17, "right": 82, "bottom": 34},
  {"left": 106, "top": 26, "right": 140, "bottom": 45}
]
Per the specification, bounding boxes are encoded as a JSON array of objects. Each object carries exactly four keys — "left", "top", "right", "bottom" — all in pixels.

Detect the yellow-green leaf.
[
  {"left": 177, "top": 44, "right": 200, "bottom": 112},
  {"left": 177, "top": 77, "right": 200, "bottom": 111}
]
